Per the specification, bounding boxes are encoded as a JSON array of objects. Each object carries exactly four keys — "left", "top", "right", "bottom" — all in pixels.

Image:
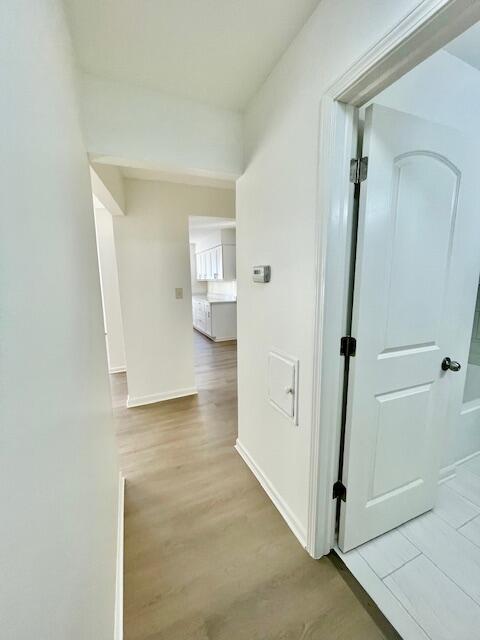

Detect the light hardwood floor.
[{"left": 111, "top": 331, "right": 399, "bottom": 640}]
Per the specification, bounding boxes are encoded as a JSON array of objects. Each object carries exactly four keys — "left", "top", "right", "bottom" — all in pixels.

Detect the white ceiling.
[
  {"left": 63, "top": 0, "right": 320, "bottom": 110},
  {"left": 121, "top": 166, "right": 235, "bottom": 190},
  {"left": 444, "top": 21, "right": 480, "bottom": 72},
  {"left": 189, "top": 216, "right": 235, "bottom": 244}
]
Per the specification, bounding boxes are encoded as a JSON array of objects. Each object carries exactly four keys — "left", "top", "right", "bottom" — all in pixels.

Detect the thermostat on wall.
[{"left": 252, "top": 265, "right": 271, "bottom": 283}]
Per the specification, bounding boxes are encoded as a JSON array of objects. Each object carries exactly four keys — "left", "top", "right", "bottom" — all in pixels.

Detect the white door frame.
[{"left": 307, "top": 0, "right": 480, "bottom": 558}]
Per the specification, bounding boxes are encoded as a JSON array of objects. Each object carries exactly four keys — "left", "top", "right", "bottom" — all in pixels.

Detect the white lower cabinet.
[{"left": 192, "top": 299, "right": 236, "bottom": 341}]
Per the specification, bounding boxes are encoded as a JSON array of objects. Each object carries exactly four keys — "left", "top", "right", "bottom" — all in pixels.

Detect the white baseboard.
[
  {"left": 439, "top": 464, "right": 456, "bottom": 484},
  {"left": 439, "top": 450, "right": 480, "bottom": 484},
  {"left": 109, "top": 366, "right": 126, "bottom": 374},
  {"left": 455, "top": 449, "right": 480, "bottom": 468},
  {"left": 235, "top": 439, "right": 307, "bottom": 548},
  {"left": 193, "top": 327, "right": 236, "bottom": 342},
  {"left": 126, "top": 387, "right": 198, "bottom": 408},
  {"left": 114, "top": 474, "right": 125, "bottom": 640}
]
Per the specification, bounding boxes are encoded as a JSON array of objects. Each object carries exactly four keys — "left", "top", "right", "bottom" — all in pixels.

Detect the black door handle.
[{"left": 442, "top": 357, "right": 461, "bottom": 372}]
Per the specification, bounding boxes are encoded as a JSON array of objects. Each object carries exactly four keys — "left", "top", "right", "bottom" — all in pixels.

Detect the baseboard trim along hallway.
[
  {"left": 126, "top": 387, "right": 198, "bottom": 408},
  {"left": 235, "top": 439, "right": 307, "bottom": 548},
  {"left": 115, "top": 474, "right": 125, "bottom": 640},
  {"left": 109, "top": 366, "right": 127, "bottom": 374}
]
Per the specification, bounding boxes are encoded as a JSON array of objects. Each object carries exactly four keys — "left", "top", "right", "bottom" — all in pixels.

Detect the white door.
[{"left": 339, "top": 104, "right": 480, "bottom": 551}]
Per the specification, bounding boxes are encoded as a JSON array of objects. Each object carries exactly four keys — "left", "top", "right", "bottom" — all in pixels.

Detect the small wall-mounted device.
[
  {"left": 268, "top": 350, "right": 299, "bottom": 425},
  {"left": 252, "top": 265, "right": 271, "bottom": 283}
]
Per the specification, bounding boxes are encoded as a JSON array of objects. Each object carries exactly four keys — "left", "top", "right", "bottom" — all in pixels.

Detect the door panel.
[
  {"left": 383, "top": 153, "right": 459, "bottom": 350},
  {"left": 339, "top": 104, "right": 479, "bottom": 551}
]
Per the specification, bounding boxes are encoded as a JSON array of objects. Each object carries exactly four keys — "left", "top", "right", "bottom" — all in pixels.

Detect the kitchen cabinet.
[
  {"left": 195, "top": 243, "right": 235, "bottom": 281},
  {"left": 192, "top": 297, "right": 236, "bottom": 341},
  {"left": 195, "top": 253, "right": 202, "bottom": 280}
]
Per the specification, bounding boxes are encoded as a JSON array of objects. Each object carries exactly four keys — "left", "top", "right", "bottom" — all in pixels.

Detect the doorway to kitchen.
[{"left": 188, "top": 215, "right": 237, "bottom": 392}]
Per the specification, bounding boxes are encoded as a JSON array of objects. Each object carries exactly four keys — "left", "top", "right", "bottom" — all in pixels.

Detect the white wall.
[
  {"left": 78, "top": 72, "right": 244, "bottom": 179},
  {"left": 94, "top": 208, "right": 127, "bottom": 373},
  {"left": 195, "top": 227, "right": 236, "bottom": 253},
  {"left": 367, "top": 49, "right": 480, "bottom": 135},
  {"left": 208, "top": 280, "right": 238, "bottom": 298},
  {"left": 113, "top": 179, "right": 235, "bottom": 406},
  {"left": 0, "top": 1, "right": 118, "bottom": 638},
  {"left": 91, "top": 162, "right": 126, "bottom": 216},
  {"left": 370, "top": 49, "right": 480, "bottom": 468},
  {"left": 236, "top": 0, "right": 423, "bottom": 541}
]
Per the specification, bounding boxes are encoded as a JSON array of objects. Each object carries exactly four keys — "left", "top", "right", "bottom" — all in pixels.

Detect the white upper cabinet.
[
  {"left": 221, "top": 244, "right": 236, "bottom": 281},
  {"left": 195, "top": 253, "right": 202, "bottom": 281},
  {"left": 211, "top": 246, "right": 220, "bottom": 280},
  {"left": 205, "top": 250, "right": 213, "bottom": 280},
  {"left": 195, "top": 242, "right": 236, "bottom": 281}
]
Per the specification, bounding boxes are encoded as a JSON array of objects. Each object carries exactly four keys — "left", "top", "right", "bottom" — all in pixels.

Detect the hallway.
[{"left": 111, "top": 332, "right": 398, "bottom": 640}]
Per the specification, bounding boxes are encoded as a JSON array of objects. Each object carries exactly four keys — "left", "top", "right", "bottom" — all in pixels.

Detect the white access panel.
[{"left": 268, "top": 351, "right": 299, "bottom": 424}]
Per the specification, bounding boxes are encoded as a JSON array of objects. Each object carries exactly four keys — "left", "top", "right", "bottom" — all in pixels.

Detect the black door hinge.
[
  {"left": 340, "top": 336, "right": 357, "bottom": 358},
  {"left": 333, "top": 480, "right": 347, "bottom": 501},
  {"left": 350, "top": 156, "right": 368, "bottom": 184}
]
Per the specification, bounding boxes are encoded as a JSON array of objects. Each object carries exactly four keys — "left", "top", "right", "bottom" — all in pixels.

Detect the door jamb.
[{"left": 307, "top": 0, "right": 480, "bottom": 558}]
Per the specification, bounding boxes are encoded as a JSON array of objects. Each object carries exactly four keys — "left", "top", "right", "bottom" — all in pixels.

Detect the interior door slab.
[{"left": 339, "top": 104, "right": 480, "bottom": 551}]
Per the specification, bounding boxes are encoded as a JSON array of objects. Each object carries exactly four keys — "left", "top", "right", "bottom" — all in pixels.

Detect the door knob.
[{"left": 441, "top": 357, "right": 461, "bottom": 372}]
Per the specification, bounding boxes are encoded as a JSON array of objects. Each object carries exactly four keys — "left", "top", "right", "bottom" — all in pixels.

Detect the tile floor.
[{"left": 338, "top": 455, "right": 480, "bottom": 640}]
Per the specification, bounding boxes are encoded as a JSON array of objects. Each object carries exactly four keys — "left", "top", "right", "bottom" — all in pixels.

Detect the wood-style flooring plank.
[
  {"left": 448, "top": 468, "right": 480, "bottom": 507},
  {"left": 459, "top": 514, "right": 480, "bottom": 548},
  {"left": 462, "top": 455, "right": 480, "bottom": 477},
  {"left": 400, "top": 510, "right": 480, "bottom": 605},
  {"left": 385, "top": 555, "right": 480, "bottom": 640},
  {"left": 434, "top": 482, "right": 480, "bottom": 529},
  {"left": 357, "top": 529, "right": 420, "bottom": 579},
  {"left": 111, "top": 331, "right": 397, "bottom": 640}
]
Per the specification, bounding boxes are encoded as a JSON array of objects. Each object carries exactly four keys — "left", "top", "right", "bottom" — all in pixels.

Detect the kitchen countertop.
[{"left": 192, "top": 294, "right": 237, "bottom": 304}]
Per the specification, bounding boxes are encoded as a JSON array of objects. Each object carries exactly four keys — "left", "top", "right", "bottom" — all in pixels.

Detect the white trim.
[
  {"left": 432, "top": 450, "right": 480, "bottom": 484},
  {"left": 334, "top": 0, "right": 479, "bottom": 106},
  {"left": 307, "top": 99, "right": 357, "bottom": 558},
  {"left": 335, "top": 547, "right": 429, "bottom": 640},
  {"left": 126, "top": 387, "right": 198, "bottom": 408},
  {"left": 235, "top": 439, "right": 307, "bottom": 548},
  {"left": 193, "top": 326, "right": 213, "bottom": 340},
  {"left": 439, "top": 464, "right": 456, "bottom": 484},
  {"left": 461, "top": 398, "right": 480, "bottom": 415},
  {"left": 109, "top": 366, "right": 127, "bottom": 374},
  {"left": 193, "top": 326, "right": 236, "bottom": 342},
  {"left": 114, "top": 474, "right": 125, "bottom": 640},
  {"left": 308, "top": 0, "right": 480, "bottom": 559},
  {"left": 454, "top": 449, "right": 480, "bottom": 469}
]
